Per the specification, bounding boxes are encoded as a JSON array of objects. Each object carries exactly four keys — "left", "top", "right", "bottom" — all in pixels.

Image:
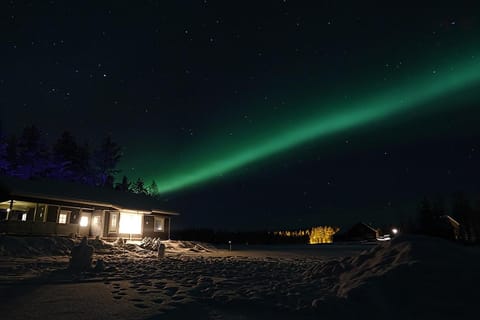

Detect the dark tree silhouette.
[
  {"left": 52, "top": 131, "right": 79, "bottom": 179},
  {"left": 452, "top": 192, "right": 475, "bottom": 242},
  {"left": 0, "top": 124, "right": 164, "bottom": 202},
  {"left": 75, "top": 142, "right": 94, "bottom": 185},
  {"left": 115, "top": 175, "right": 131, "bottom": 192},
  {"left": 148, "top": 180, "right": 159, "bottom": 196},
  {"left": 5, "top": 135, "right": 18, "bottom": 171},
  {"left": 417, "top": 197, "right": 435, "bottom": 235},
  {"left": 93, "top": 135, "right": 122, "bottom": 187},
  {"left": 131, "top": 178, "right": 147, "bottom": 194},
  {"left": 0, "top": 132, "right": 7, "bottom": 174},
  {"left": 16, "top": 125, "right": 50, "bottom": 179}
]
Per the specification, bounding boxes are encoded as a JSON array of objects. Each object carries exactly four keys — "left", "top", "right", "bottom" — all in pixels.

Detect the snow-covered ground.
[{"left": 0, "top": 235, "right": 479, "bottom": 319}]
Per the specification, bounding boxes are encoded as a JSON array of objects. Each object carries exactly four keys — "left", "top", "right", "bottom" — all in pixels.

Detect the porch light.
[{"left": 392, "top": 228, "right": 398, "bottom": 235}]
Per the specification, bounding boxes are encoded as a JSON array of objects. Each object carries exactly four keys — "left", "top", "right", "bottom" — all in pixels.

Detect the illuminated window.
[
  {"left": 58, "top": 210, "right": 70, "bottom": 224},
  {"left": 119, "top": 212, "right": 142, "bottom": 234},
  {"left": 58, "top": 213, "right": 67, "bottom": 224},
  {"left": 93, "top": 216, "right": 100, "bottom": 225},
  {"left": 79, "top": 216, "right": 89, "bottom": 227},
  {"left": 21, "top": 213, "right": 27, "bottom": 221},
  {"left": 154, "top": 217, "right": 164, "bottom": 232}
]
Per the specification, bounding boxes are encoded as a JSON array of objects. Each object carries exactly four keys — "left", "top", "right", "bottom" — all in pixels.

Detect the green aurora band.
[{"left": 155, "top": 55, "right": 480, "bottom": 193}]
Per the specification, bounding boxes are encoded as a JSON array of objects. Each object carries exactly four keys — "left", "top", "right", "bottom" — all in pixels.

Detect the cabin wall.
[
  {"left": 143, "top": 215, "right": 170, "bottom": 240},
  {"left": 1, "top": 198, "right": 175, "bottom": 240}
]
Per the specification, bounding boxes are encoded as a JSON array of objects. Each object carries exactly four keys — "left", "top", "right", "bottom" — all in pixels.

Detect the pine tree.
[
  {"left": 93, "top": 135, "right": 122, "bottom": 187},
  {"left": 52, "top": 131, "right": 78, "bottom": 179},
  {"left": 131, "top": 178, "right": 147, "bottom": 194},
  {"left": 148, "top": 180, "right": 159, "bottom": 196},
  {"left": 75, "top": 142, "right": 93, "bottom": 185}
]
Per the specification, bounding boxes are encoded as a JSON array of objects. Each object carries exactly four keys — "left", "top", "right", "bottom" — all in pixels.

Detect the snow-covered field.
[{"left": 0, "top": 235, "right": 479, "bottom": 319}]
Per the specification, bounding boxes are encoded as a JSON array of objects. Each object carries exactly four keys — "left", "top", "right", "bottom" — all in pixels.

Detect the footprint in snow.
[
  {"left": 164, "top": 287, "right": 178, "bottom": 296},
  {"left": 172, "top": 295, "right": 185, "bottom": 301},
  {"left": 134, "top": 304, "right": 150, "bottom": 309}
]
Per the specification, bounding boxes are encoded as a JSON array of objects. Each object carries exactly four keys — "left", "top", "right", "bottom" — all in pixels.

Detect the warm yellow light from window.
[
  {"left": 59, "top": 213, "right": 67, "bottom": 224},
  {"left": 119, "top": 212, "right": 142, "bottom": 234},
  {"left": 154, "top": 217, "right": 164, "bottom": 231},
  {"left": 79, "top": 216, "right": 89, "bottom": 227}
]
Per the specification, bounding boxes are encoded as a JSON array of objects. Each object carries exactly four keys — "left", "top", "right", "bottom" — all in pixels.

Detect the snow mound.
[
  {"left": 308, "top": 235, "right": 480, "bottom": 318},
  {"left": 0, "top": 235, "right": 75, "bottom": 257},
  {"left": 137, "top": 237, "right": 216, "bottom": 253},
  {"left": 163, "top": 239, "right": 216, "bottom": 253}
]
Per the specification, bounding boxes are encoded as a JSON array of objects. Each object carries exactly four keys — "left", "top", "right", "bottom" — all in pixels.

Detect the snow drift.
[
  {"left": 0, "top": 235, "right": 75, "bottom": 256},
  {"left": 307, "top": 235, "right": 480, "bottom": 319}
]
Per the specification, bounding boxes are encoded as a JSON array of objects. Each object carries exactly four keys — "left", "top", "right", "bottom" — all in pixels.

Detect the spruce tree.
[
  {"left": 93, "top": 135, "right": 122, "bottom": 187},
  {"left": 148, "top": 180, "right": 159, "bottom": 196}
]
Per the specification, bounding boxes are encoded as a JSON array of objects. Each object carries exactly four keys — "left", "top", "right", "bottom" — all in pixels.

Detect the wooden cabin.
[{"left": 0, "top": 176, "right": 178, "bottom": 240}]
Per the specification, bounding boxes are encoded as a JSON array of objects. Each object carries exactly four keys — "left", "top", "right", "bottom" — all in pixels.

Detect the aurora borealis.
[
  {"left": 2, "top": 1, "right": 480, "bottom": 229},
  {"left": 152, "top": 53, "right": 480, "bottom": 193}
]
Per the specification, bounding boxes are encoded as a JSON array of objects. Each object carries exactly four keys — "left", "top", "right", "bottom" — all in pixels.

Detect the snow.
[{"left": 0, "top": 235, "right": 479, "bottom": 319}]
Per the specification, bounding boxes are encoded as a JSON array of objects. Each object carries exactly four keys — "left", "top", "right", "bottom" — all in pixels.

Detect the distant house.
[
  {"left": 436, "top": 215, "right": 461, "bottom": 241},
  {"left": 334, "top": 222, "right": 379, "bottom": 242},
  {"left": 0, "top": 176, "right": 178, "bottom": 240}
]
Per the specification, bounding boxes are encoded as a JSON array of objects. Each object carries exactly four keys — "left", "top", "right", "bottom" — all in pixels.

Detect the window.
[
  {"left": 21, "top": 213, "right": 27, "bottom": 221},
  {"left": 58, "top": 213, "right": 67, "bottom": 224},
  {"left": 79, "top": 216, "right": 89, "bottom": 227},
  {"left": 154, "top": 217, "right": 164, "bottom": 232},
  {"left": 118, "top": 212, "right": 142, "bottom": 234},
  {"left": 110, "top": 213, "right": 118, "bottom": 232},
  {"left": 93, "top": 216, "right": 100, "bottom": 225},
  {"left": 58, "top": 210, "right": 70, "bottom": 224}
]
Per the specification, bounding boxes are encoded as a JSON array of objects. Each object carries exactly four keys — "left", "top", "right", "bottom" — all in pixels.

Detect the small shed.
[{"left": 335, "top": 222, "right": 379, "bottom": 242}]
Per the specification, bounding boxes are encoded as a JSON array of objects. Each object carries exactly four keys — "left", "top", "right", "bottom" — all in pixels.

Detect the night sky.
[{"left": 2, "top": 1, "right": 480, "bottom": 230}]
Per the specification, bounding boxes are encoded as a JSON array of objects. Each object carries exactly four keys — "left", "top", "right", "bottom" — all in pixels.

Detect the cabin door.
[
  {"left": 91, "top": 210, "right": 104, "bottom": 237},
  {"left": 143, "top": 215, "right": 154, "bottom": 236}
]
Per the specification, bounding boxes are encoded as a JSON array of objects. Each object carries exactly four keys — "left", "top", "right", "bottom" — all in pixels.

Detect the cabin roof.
[{"left": 0, "top": 175, "right": 178, "bottom": 216}]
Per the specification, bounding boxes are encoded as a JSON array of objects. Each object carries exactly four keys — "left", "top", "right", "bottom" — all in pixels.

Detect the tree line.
[
  {"left": 0, "top": 124, "right": 159, "bottom": 196},
  {"left": 402, "top": 192, "right": 480, "bottom": 244}
]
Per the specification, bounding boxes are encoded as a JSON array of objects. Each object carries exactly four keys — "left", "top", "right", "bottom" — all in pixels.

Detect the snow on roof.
[{"left": 0, "top": 175, "right": 178, "bottom": 215}]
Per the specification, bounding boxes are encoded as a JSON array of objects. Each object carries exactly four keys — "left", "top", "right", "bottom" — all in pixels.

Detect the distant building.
[
  {"left": 437, "top": 215, "right": 461, "bottom": 241},
  {"left": 334, "top": 222, "right": 379, "bottom": 242},
  {"left": 0, "top": 176, "right": 178, "bottom": 240}
]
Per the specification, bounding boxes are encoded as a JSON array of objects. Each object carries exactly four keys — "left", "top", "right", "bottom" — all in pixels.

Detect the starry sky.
[{"left": 2, "top": 1, "right": 480, "bottom": 231}]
